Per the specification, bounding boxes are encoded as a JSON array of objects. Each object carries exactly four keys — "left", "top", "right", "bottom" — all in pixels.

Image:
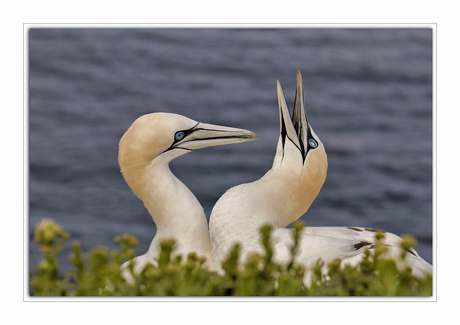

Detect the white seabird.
[
  {"left": 118, "top": 112, "right": 257, "bottom": 279},
  {"left": 209, "top": 69, "right": 432, "bottom": 283}
]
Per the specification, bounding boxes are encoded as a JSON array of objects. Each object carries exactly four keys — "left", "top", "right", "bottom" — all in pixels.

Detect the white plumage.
[
  {"left": 118, "top": 112, "right": 257, "bottom": 280},
  {"left": 209, "top": 69, "right": 432, "bottom": 283}
]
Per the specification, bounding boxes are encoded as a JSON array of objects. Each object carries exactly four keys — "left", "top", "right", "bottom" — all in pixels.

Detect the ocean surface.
[{"left": 28, "top": 28, "right": 433, "bottom": 275}]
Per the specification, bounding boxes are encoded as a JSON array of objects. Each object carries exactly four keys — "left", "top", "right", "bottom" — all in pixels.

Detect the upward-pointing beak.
[
  {"left": 276, "top": 68, "right": 310, "bottom": 161},
  {"left": 277, "top": 76, "right": 301, "bottom": 150},
  {"left": 174, "top": 122, "right": 258, "bottom": 151},
  {"left": 292, "top": 68, "right": 309, "bottom": 160}
]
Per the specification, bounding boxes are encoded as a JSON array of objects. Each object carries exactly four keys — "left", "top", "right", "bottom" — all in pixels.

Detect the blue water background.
[{"left": 28, "top": 28, "right": 433, "bottom": 274}]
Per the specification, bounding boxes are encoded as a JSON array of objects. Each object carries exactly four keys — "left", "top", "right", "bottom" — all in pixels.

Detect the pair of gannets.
[{"left": 118, "top": 69, "right": 432, "bottom": 283}]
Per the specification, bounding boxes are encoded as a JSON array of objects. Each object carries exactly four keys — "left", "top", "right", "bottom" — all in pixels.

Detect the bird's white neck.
[
  {"left": 210, "top": 165, "right": 323, "bottom": 267},
  {"left": 122, "top": 160, "right": 213, "bottom": 266},
  {"left": 214, "top": 167, "right": 318, "bottom": 228}
]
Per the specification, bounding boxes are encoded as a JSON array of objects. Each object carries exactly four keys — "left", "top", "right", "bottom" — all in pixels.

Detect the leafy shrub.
[{"left": 30, "top": 219, "right": 432, "bottom": 296}]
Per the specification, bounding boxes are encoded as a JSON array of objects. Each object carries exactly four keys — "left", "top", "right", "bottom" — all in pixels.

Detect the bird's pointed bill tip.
[
  {"left": 276, "top": 79, "right": 286, "bottom": 94},
  {"left": 246, "top": 132, "right": 259, "bottom": 141},
  {"left": 238, "top": 129, "right": 258, "bottom": 141},
  {"left": 296, "top": 68, "right": 303, "bottom": 81}
]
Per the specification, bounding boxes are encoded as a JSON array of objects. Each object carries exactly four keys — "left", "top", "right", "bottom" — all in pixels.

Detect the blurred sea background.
[{"left": 28, "top": 28, "right": 433, "bottom": 274}]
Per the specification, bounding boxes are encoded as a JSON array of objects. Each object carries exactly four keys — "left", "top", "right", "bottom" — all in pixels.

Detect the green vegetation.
[{"left": 30, "top": 219, "right": 432, "bottom": 296}]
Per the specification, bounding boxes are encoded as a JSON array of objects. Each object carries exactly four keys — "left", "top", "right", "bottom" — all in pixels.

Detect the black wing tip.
[{"left": 353, "top": 240, "right": 374, "bottom": 250}]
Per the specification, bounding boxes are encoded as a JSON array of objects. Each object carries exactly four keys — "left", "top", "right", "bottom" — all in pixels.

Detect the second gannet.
[
  {"left": 209, "top": 69, "right": 432, "bottom": 283},
  {"left": 118, "top": 112, "right": 257, "bottom": 279}
]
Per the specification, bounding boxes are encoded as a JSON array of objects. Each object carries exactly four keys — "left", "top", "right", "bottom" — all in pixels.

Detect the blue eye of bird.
[
  {"left": 175, "top": 131, "right": 185, "bottom": 141},
  {"left": 308, "top": 138, "right": 318, "bottom": 148}
]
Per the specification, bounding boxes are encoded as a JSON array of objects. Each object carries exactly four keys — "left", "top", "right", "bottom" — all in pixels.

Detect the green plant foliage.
[{"left": 30, "top": 219, "right": 432, "bottom": 297}]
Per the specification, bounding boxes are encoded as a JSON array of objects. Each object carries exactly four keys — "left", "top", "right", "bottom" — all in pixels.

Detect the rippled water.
[{"left": 28, "top": 28, "right": 433, "bottom": 273}]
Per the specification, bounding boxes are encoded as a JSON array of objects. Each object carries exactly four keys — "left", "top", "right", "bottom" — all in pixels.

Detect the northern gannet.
[
  {"left": 209, "top": 69, "right": 432, "bottom": 283},
  {"left": 118, "top": 112, "right": 257, "bottom": 278}
]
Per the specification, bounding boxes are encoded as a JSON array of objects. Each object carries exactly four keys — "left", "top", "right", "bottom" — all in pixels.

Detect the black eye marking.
[
  {"left": 161, "top": 122, "right": 200, "bottom": 154},
  {"left": 308, "top": 138, "right": 318, "bottom": 149},
  {"left": 175, "top": 131, "right": 185, "bottom": 141},
  {"left": 172, "top": 123, "right": 199, "bottom": 144}
]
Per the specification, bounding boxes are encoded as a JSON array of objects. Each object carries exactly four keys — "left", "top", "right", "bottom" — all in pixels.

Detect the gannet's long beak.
[
  {"left": 292, "top": 68, "right": 309, "bottom": 160},
  {"left": 173, "top": 122, "right": 258, "bottom": 151},
  {"left": 277, "top": 76, "right": 301, "bottom": 150},
  {"left": 276, "top": 68, "right": 310, "bottom": 162}
]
